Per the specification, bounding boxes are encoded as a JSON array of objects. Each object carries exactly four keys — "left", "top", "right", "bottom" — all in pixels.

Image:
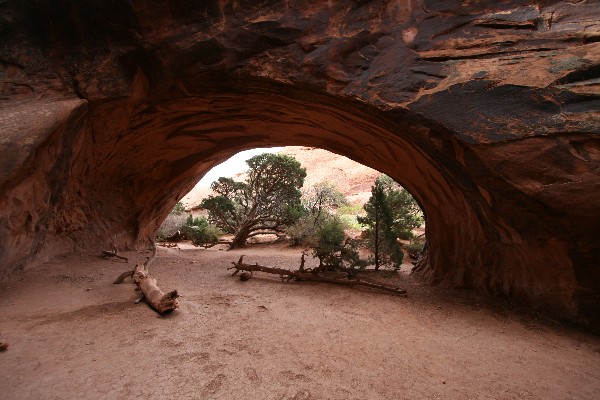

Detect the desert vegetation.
[
  {"left": 157, "top": 151, "right": 425, "bottom": 276},
  {"left": 201, "top": 153, "right": 306, "bottom": 249}
]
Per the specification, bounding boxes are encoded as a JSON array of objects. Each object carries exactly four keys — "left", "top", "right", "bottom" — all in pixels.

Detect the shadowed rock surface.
[{"left": 0, "top": 1, "right": 598, "bottom": 327}]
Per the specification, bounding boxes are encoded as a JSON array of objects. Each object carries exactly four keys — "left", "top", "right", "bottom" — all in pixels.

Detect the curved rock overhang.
[{"left": 0, "top": 1, "right": 599, "bottom": 326}]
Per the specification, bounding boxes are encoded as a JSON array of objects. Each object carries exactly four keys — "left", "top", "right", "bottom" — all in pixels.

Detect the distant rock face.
[
  {"left": 279, "top": 147, "right": 380, "bottom": 205},
  {"left": 0, "top": 1, "right": 599, "bottom": 326}
]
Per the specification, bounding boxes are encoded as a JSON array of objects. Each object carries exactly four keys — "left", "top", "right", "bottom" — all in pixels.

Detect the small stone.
[{"left": 442, "top": 380, "right": 446, "bottom": 384}]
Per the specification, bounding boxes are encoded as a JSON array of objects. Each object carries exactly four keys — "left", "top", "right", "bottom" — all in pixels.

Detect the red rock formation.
[{"left": 0, "top": 1, "right": 599, "bottom": 326}]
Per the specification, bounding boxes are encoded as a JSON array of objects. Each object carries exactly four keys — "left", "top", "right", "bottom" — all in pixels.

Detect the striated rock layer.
[{"left": 0, "top": 1, "right": 599, "bottom": 326}]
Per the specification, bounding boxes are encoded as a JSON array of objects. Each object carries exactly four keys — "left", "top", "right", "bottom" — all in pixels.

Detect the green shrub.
[
  {"left": 338, "top": 204, "right": 362, "bottom": 215},
  {"left": 288, "top": 213, "right": 367, "bottom": 269},
  {"left": 286, "top": 214, "right": 319, "bottom": 246},
  {"left": 182, "top": 215, "right": 223, "bottom": 247},
  {"left": 405, "top": 236, "right": 425, "bottom": 259},
  {"left": 337, "top": 204, "right": 363, "bottom": 230},
  {"left": 312, "top": 217, "right": 346, "bottom": 267}
]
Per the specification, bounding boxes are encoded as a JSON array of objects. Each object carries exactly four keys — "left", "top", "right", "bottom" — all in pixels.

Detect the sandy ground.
[{"left": 0, "top": 242, "right": 599, "bottom": 400}]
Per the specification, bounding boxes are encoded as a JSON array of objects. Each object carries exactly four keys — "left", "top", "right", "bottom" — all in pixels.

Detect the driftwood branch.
[
  {"left": 228, "top": 255, "right": 407, "bottom": 295},
  {"left": 114, "top": 240, "right": 180, "bottom": 313},
  {"left": 158, "top": 242, "right": 180, "bottom": 249},
  {"left": 113, "top": 270, "right": 134, "bottom": 284},
  {"left": 100, "top": 243, "right": 129, "bottom": 262},
  {"left": 197, "top": 240, "right": 232, "bottom": 249}
]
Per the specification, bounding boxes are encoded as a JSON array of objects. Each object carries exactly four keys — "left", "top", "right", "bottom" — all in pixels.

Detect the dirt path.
[{"left": 0, "top": 243, "right": 598, "bottom": 399}]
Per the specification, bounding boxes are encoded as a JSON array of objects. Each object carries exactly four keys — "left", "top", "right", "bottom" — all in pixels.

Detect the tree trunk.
[
  {"left": 374, "top": 201, "right": 380, "bottom": 271},
  {"left": 230, "top": 222, "right": 253, "bottom": 249}
]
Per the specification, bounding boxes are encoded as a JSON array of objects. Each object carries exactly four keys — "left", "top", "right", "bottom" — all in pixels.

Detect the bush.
[
  {"left": 182, "top": 215, "right": 223, "bottom": 247},
  {"left": 156, "top": 213, "right": 187, "bottom": 241},
  {"left": 338, "top": 204, "right": 363, "bottom": 231},
  {"left": 405, "top": 236, "right": 426, "bottom": 260},
  {"left": 287, "top": 213, "right": 367, "bottom": 269},
  {"left": 286, "top": 214, "right": 314, "bottom": 246},
  {"left": 312, "top": 217, "right": 347, "bottom": 267}
]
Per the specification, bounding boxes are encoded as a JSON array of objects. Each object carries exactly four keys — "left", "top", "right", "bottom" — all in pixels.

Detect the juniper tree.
[
  {"left": 358, "top": 176, "right": 404, "bottom": 270},
  {"left": 201, "top": 153, "right": 306, "bottom": 249}
]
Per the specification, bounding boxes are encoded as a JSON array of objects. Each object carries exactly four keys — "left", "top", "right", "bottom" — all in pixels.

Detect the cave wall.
[{"left": 0, "top": 0, "right": 599, "bottom": 326}]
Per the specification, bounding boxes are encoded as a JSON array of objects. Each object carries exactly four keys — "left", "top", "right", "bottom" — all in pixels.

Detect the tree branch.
[
  {"left": 228, "top": 256, "right": 407, "bottom": 295},
  {"left": 113, "top": 241, "right": 180, "bottom": 314}
]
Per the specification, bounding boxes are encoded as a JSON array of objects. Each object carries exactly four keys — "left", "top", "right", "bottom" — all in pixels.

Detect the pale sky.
[{"left": 197, "top": 147, "right": 283, "bottom": 187}]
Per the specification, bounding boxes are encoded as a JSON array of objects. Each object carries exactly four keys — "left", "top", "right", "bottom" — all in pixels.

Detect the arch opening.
[
  {"left": 1, "top": 78, "right": 588, "bottom": 324},
  {"left": 164, "top": 145, "right": 427, "bottom": 269}
]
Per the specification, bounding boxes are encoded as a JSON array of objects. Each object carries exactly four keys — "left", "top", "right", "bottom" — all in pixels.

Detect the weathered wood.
[
  {"left": 158, "top": 242, "right": 179, "bottom": 248},
  {"left": 228, "top": 256, "right": 407, "bottom": 295},
  {"left": 198, "top": 240, "right": 232, "bottom": 249},
  {"left": 100, "top": 243, "right": 129, "bottom": 262},
  {"left": 134, "top": 265, "right": 180, "bottom": 313},
  {"left": 114, "top": 241, "right": 180, "bottom": 313},
  {"left": 113, "top": 269, "right": 134, "bottom": 284}
]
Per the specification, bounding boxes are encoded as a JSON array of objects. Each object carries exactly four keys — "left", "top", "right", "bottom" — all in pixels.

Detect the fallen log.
[
  {"left": 228, "top": 255, "right": 407, "bottom": 296},
  {"left": 114, "top": 241, "right": 180, "bottom": 313}
]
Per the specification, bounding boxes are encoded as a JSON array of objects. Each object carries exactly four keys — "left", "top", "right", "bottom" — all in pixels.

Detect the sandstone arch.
[{"left": 0, "top": 1, "right": 598, "bottom": 326}]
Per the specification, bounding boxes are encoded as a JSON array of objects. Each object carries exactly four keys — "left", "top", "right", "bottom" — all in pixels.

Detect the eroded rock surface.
[{"left": 0, "top": 1, "right": 599, "bottom": 326}]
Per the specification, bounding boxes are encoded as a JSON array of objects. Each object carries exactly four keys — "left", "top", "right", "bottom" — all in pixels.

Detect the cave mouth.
[
  {"left": 0, "top": 81, "right": 588, "bottom": 325},
  {"left": 81, "top": 84, "right": 576, "bottom": 319},
  {"left": 121, "top": 89, "right": 453, "bottom": 274},
  {"left": 164, "top": 145, "right": 427, "bottom": 263}
]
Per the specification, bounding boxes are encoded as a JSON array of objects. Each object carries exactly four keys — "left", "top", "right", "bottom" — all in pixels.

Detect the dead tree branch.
[
  {"left": 114, "top": 240, "right": 180, "bottom": 313},
  {"left": 228, "top": 255, "right": 407, "bottom": 296},
  {"left": 198, "top": 240, "right": 232, "bottom": 249},
  {"left": 100, "top": 242, "right": 129, "bottom": 262},
  {"left": 158, "top": 242, "right": 180, "bottom": 249},
  {"left": 113, "top": 269, "right": 134, "bottom": 284}
]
